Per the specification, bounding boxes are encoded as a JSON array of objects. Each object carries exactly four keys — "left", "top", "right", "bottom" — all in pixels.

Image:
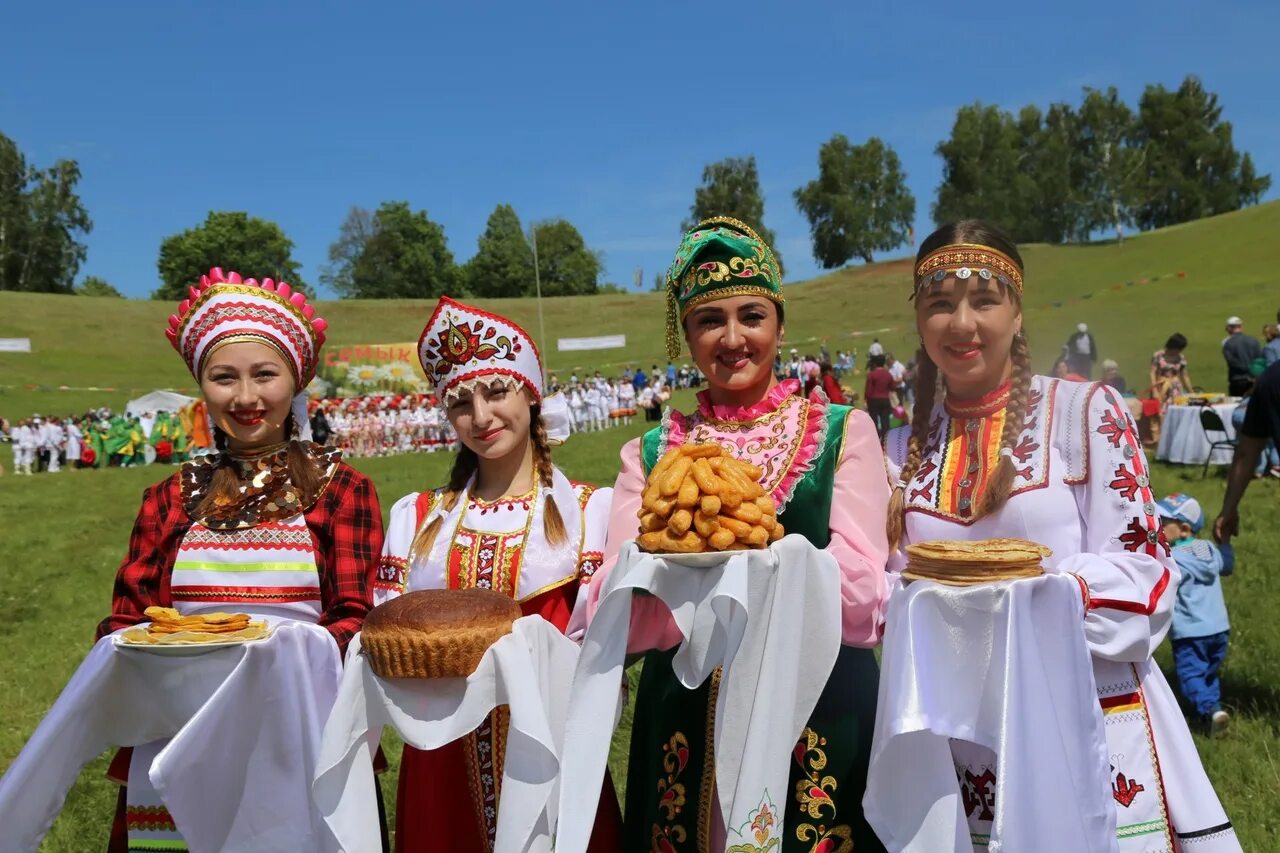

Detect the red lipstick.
[
  {"left": 230, "top": 410, "right": 266, "bottom": 426},
  {"left": 944, "top": 344, "right": 983, "bottom": 362}
]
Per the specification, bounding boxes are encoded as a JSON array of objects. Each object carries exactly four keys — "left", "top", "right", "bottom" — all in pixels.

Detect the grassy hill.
[{"left": 2, "top": 200, "right": 1277, "bottom": 420}]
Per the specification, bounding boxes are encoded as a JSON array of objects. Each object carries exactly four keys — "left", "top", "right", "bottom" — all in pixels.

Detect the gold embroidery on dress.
[
  {"left": 653, "top": 731, "right": 691, "bottom": 851},
  {"left": 687, "top": 398, "right": 810, "bottom": 499},
  {"left": 461, "top": 705, "right": 509, "bottom": 847},
  {"left": 792, "top": 727, "right": 853, "bottom": 853},
  {"left": 697, "top": 667, "right": 723, "bottom": 852}
]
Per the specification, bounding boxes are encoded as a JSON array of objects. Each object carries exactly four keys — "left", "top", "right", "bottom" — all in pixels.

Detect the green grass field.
[
  {"left": 1, "top": 443, "right": 1277, "bottom": 849},
  {"left": 2, "top": 200, "right": 1278, "bottom": 422},
  {"left": 2, "top": 204, "right": 1279, "bottom": 849}
]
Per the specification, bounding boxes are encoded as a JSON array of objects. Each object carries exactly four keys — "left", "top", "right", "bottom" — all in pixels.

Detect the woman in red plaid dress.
[{"left": 97, "top": 267, "right": 385, "bottom": 852}]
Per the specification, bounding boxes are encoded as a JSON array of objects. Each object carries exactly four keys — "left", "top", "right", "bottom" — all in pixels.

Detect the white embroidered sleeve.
[
  {"left": 1058, "top": 384, "right": 1179, "bottom": 662},
  {"left": 374, "top": 492, "right": 420, "bottom": 606}
]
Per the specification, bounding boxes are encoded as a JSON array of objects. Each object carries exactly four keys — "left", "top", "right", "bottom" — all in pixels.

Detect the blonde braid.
[
  {"left": 976, "top": 332, "right": 1033, "bottom": 518},
  {"left": 408, "top": 448, "right": 477, "bottom": 564},
  {"left": 886, "top": 347, "right": 938, "bottom": 552}
]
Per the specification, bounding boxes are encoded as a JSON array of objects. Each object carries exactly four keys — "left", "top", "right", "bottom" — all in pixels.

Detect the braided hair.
[
  {"left": 886, "top": 220, "right": 1030, "bottom": 551},
  {"left": 409, "top": 403, "right": 565, "bottom": 564}
]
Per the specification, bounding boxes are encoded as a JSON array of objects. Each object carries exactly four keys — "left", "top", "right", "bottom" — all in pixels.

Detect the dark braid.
[{"left": 886, "top": 346, "right": 938, "bottom": 551}]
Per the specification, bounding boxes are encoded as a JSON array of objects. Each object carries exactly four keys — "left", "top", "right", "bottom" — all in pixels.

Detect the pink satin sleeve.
[
  {"left": 827, "top": 409, "right": 891, "bottom": 646},
  {"left": 586, "top": 438, "right": 683, "bottom": 652}
]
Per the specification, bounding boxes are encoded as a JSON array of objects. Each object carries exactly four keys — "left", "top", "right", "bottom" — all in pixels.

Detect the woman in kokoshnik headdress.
[
  {"left": 885, "top": 221, "right": 1239, "bottom": 851},
  {"left": 96, "top": 267, "right": 385, "bottom": 852},
  {"left": 587, "top": 216, "right": 892, "bottom": 852},
  {"left": 374, "top": 296, "right": 622, "bottom": 853}
]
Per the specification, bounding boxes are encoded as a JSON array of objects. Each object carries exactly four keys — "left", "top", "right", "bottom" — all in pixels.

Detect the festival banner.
[
  {"left": 317, "top": 342, "right": 429, "bottom": 395},
  {"left": 557, "top": 334, "right": 627, "bottom": 351}
]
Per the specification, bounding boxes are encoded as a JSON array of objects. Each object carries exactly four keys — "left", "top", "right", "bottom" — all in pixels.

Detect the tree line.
[
  {"left": 723, "top": 75, "right": 1271, "bottom": 266},
  {"left": 149, "top": 204, "right": 603, "bottom": 301},
  {"left": 0, "top": 75, "right": 1270, "bottom": 298}
]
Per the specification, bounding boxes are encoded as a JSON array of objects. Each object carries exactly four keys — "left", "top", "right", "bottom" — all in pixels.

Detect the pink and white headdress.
[
  {"left": 165, "top": 267, "right": 327, "bottom": 387},
  {"left": 418, "top": 297, "right": 543, "bottom": 405}
]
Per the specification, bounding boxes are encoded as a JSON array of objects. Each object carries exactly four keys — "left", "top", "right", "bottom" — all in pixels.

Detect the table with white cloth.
[
  {"left": 0, "top": 620, "right": 342, "bottom": 853},
  {"left": 555, "top": 536, "right": 843, "bottom": 853},
  {"left": 1155, "top": 402, "right": 1238, "bottom": 465},
  {"left": 313, "top": 616, "right": 580, "bottom": 853},
  {"left": 864, "top": 573, "right": 1118, "bottom": 853}
]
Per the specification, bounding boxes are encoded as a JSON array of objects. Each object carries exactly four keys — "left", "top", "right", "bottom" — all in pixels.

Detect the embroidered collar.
[
  {"left": 181, "top": 441, "right": 341, "bottom": 530},
  {"left": 668, "top": 378, "right": 828, "bottom": 512},
  {"left": 470, "top": 486, "right": 536, "bottom": 510},
  {"left": 944, "top": 381, "right": 1012, "bottom": 419},
  {"left": 695, "top": 378, "right": 799, "bottom": 423}
]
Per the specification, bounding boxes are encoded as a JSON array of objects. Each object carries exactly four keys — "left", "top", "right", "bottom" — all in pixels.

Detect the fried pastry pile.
[{"left": 637, "top": 444, "right": 783, "bottom": 553}]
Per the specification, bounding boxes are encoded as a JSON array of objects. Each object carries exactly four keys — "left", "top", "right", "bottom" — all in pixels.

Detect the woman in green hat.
[{"left": 591, "top": 216, "right": 891, "bottom": 852}]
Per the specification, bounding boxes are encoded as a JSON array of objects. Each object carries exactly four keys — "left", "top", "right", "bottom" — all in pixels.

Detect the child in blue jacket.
[{"left": 1158, "top": 493, "right": 1232, "bottom": 736}]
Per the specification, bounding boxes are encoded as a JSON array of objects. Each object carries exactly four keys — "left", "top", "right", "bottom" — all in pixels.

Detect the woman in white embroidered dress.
[
  {"left": 97, "top": 267, "right": 384, "bottom": 851},
  {"left": 617, "top": 378, "right": 636, "bottom": 425},
  {"left": 374, "top": 296, "right": 621, "bottom": 853},
  {"left": 885, "top": 221, "right": 1239, "bottom": 851}
]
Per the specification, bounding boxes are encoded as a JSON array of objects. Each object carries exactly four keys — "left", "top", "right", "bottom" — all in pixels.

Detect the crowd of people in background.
[
  {"left": 2, "top": 409, "right": 197, "bottom": 475},
  {"left": 6, "top": 314, "right": 1280, "bottom": 472},
  {"left": 314, "top": 395, "right": 455, "bottom": 457}
]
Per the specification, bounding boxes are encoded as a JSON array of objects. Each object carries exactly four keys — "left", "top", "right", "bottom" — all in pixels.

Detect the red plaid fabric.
[
  {"left": 309, "top": 464, "right": 383, "bottom": 651},
  {"left": 96, "top": 462, "right": 383, "bottom": 654}
]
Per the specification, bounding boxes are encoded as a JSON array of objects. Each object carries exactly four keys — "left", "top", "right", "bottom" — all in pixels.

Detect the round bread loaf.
[{"left": 361, "top": 588, "right": 522, "bottom": 679}]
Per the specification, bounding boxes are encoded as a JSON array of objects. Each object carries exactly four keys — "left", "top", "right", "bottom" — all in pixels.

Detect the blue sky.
[{"left": 3, "top": 0, "right": 1277, "bottom": 298}]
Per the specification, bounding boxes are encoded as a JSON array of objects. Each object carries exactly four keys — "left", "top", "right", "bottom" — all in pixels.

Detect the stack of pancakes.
[
  {"left": 360, "top": 588, "right": 521, "bottom": 679},
  {"left": 902, "top": 538, "right": 1049, "bottom": 586},
  {"left": 120, "top": 606, "right": 269, "bottom": 644}
]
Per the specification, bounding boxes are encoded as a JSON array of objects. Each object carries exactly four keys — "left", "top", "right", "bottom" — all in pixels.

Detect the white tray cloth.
[
  {"left": 1155, "top": 402, "right": 1237, "bottom": 465},
  {"left": 0, "top": 620, "right": 342, "bottom": 853},
  {"left": 864, "top": 573, "right": 1117, "bottom": 853},
  {"left": 555, "top": 535, "right": 842, "bottom": 852},
  {"left": 313, "top": 616, "right": 578, "bottom": 853}
]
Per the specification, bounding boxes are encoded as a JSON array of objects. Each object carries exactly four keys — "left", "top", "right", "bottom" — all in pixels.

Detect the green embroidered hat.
[{"left": 664, "top": 216, "right": 783, "bottom": 358}]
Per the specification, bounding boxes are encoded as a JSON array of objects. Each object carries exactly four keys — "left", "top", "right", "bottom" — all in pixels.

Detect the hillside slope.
[{"left": 1, "top": 201, "right": 1276, "bottom": 418}]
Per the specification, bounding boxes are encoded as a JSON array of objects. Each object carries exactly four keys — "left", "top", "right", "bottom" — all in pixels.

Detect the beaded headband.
[{"left": 912, "top": 243, "right": 1024, "bottom": 299}]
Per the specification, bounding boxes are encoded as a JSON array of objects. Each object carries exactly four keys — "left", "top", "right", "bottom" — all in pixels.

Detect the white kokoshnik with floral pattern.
[{"left": 417, "top": 296, "right": 545, "bottom": 404}]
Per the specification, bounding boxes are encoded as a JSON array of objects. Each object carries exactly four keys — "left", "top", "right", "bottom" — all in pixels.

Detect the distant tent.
[{"left": 125, "top": 389, "right": 197, "bottom": 419}]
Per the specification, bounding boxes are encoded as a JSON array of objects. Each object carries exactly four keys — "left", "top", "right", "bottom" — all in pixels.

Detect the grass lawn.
[{"left": 1, "top": 423, "right": 1277, "bottom": 849}]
